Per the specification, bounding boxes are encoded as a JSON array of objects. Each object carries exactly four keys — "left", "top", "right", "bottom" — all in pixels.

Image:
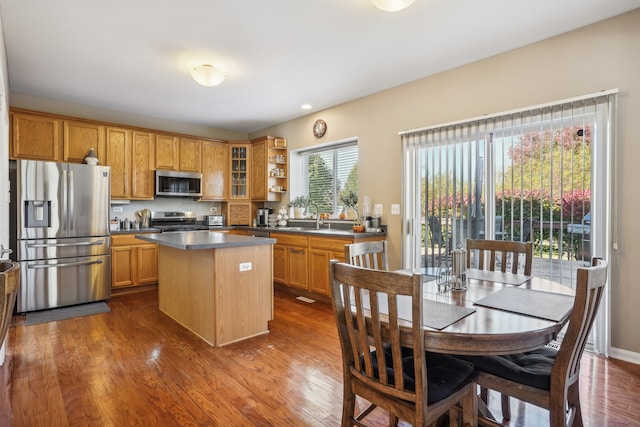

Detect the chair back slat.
[
  {"left": 466, "top": 239, "right": 534, "bottom": 275},
  {"left": 345, "top": 240, "right": 389, "bottom": 271}
]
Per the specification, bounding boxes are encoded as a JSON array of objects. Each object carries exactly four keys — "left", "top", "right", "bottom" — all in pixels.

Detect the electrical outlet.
[
  {"left": 239, "top": 262, "right": 252, "bottom": 271},
  {"left": 374, "top": 204, "right": 383, "bottom": 216},
  {"left": 391, "top": 204, "right": 400, "bottom": 215},
  {"left": 113, "top": 206, "right": 123, "bottom": 213}
]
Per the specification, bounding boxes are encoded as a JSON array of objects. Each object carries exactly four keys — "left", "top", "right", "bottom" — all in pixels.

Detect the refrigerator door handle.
[
  {"left": 68, "top": 169, "right": 75, "bottom": 231},
  {"left": 26, "top": 240, "right": 105, "bottom": 248},
  {"left": 62, "top": 169, "right": 68, "bottom": 231},
  {"left": 27, "top": 259, "right": 104, "bottom": 269}
]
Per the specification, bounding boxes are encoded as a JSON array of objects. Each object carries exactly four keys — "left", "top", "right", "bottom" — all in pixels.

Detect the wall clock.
[{"left": 313, "top": 119, "right": 327, "bottom": 138}]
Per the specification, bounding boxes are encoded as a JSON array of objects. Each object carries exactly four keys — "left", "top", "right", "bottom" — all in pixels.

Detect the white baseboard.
[{"left": 609, "top": 347, "right": 640, "bottom": 365}]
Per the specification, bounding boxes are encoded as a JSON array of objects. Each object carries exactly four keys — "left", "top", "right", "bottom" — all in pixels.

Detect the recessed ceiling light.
[{"left": 301, "top": 104, "right": 312, "bottom": 110}]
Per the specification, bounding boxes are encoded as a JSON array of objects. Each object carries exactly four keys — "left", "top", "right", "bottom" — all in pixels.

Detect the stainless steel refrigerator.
[{"left": 14, "top": 160, "right": 111, "bottom": 312}]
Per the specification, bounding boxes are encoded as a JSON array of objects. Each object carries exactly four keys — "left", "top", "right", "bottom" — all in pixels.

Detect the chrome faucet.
[{"left": 307, "top": 201, "right": 322, "bottom": 229}]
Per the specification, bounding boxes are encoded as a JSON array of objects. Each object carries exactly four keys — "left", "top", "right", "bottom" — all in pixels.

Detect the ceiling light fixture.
[
  {"left": 190, "top": 64, "right": 226, "bottom": 87},
  {"left": 370, "top": 0, "right": 415, "bottom": 12},
  {"left": 301, "top": 104, "right": 312, "bottom": 110}
]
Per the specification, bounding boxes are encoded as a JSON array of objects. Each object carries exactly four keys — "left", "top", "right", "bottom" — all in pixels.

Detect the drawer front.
[
  {"left": 309, "top": 236, "right": 353, "bottom": 252},
  {"left": 270, "top": 233, "right": 309, "bottom": 248},
  {"left": 112, "top": 234, "right": 156, "bottom": 246}
]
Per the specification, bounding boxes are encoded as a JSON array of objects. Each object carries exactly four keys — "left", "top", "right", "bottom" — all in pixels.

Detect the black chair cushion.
[
  {"left": 457, "top": 346, "right": 557, "bottom": 390},
  {"left": 368, "top": 346, "right": 476, "bottom": 404}
]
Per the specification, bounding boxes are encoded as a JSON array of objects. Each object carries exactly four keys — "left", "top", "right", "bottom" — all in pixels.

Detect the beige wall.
[
  {"left": 7, "top": 9, "right": 639, "bottom": 354},
  {"left": 251, "top": 9, "right": 640, "bottom": 355}
]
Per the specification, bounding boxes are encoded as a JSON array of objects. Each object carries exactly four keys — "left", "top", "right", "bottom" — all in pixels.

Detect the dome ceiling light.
[
  {"left": 190, "top": 64, "right": 226, "bottom": 87},
  {"left": 370, "top": 0, "right": 416, "bottom": 12}
]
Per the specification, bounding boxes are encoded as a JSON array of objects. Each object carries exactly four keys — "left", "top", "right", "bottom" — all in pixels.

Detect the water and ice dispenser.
[{"left": 24, "top": 200, "right": 51, "bottom": 228}]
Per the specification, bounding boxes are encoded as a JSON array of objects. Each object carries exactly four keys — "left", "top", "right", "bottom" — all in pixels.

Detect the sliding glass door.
[{"left": 401, "top": 91, "right": 616, "bottom": 354}]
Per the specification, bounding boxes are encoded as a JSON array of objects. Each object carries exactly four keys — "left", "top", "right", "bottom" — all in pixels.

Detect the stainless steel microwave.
[{"left": 155, "top": 170, "right": 202, "bottom": 197}]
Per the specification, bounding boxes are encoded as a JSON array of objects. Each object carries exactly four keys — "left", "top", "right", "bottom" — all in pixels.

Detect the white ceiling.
[{"left": 0, "top": 0, "right": 637, "bottom": 133}]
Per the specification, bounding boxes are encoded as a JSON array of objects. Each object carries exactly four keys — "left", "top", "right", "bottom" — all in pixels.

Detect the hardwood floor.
[{"left": 1, "top": 288, "right": 639, "bottom": 426}]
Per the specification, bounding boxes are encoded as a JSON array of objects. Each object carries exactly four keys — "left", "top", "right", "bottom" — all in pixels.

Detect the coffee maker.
[{"left": 256, "top": 208, "right": 272, "bottom": 226}]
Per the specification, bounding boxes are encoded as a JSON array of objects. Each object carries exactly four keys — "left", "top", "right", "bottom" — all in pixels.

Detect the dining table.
[{"left": 393, "top": 267, "right": 576, "bottom": 356}]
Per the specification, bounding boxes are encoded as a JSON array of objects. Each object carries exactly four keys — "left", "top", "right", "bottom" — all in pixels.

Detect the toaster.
[{"left": 205, "top": 214, "right": 225, "bottom": 227}]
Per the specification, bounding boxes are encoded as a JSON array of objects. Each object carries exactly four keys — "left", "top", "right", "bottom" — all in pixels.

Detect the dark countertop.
[
  {"left": 135, "top": 230, "right": 276, "bottom": 250},
  {"left": 111, "top": 228, "right": 162, "bottom": 235},
  {"left": 242, "top": 226, "right": 386, "bottom": 238}
]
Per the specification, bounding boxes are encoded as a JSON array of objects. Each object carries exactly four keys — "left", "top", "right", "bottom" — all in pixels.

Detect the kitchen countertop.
[
  {"left": 111, "top": 228, "right": 162, "bottom": 234},
  {"left": 242, "top": 226, "right": 386, "bottom": 238},
  {"left": 136, "top": 230, "right": 276, "bottom": 250}
]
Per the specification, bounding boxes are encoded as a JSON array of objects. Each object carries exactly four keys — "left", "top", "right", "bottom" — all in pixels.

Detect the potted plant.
[
  {"left": 340, "top": 191, "right": 358, "bottom": 220},
  {"left": 289, "top": 195, "right": 309, "bottom": 219}
]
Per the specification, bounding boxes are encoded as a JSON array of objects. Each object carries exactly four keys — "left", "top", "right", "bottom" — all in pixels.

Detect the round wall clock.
[{"left": 313, "top": 119, "right": 327, "bottom": 138}]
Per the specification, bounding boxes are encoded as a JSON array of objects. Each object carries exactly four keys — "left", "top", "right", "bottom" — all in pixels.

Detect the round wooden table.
[{"left": 398, "top": 268, "right": 575, "bottom": 356}]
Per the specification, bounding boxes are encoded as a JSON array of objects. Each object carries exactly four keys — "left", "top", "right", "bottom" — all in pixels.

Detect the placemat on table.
[
  {"left": 420, "top": 300, "right": 475, "bottom": 330},
  {"left": 466, "top": 269, "right": 531, "bottom": 286},
  {"left": 473, "top": 287, "right": 574, "bottom": 322}
]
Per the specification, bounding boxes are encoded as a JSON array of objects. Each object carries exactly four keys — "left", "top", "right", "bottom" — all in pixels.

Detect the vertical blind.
[{"left": 401, "top": 90, "right": 616, "bottom": 281}]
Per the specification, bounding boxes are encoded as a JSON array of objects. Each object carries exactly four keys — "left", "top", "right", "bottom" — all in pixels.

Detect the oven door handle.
[
  {"left": 27, "top": 259, "right": 104, "bottom": 269},
  {"left": 27, "top": 240, "right": 105, "bottom": 248}
]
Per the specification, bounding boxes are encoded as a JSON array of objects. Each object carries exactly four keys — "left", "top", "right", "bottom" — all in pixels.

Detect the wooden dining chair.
[
  {"left": 344, "top": 240, "right": 389, "bottom": 271},
  {"left": 466, "top": 238, "right": 534, "bottom": 275},
  {"left": 460, "top": 257, "right": 608, "bottom": 426},
  {"left": 465, "top": 238, "right": 533, "bottom": 417},
  {"left": 329, "top": 260, "right": 478, "bottom": 427}
]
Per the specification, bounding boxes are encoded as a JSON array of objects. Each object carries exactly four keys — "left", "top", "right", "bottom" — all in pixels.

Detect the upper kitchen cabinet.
[
  {"left": 10, "top": 110, "right": 62, "bottom": 161},
  {"left": 251, "top": 136, "right": 287, "bottom": 202},
  {"left": 155, "top": 133, "right": 179, "bottom": 170},
  {"left": 63, "top": 120, "right": 106, "bottom": 164},
  {"left": 131, "top": 131, "right": 155, "bottom": 200},
  {"left": 201, "top": 140, "right": 228, "bottom": 200},
  {"left": 229, "top": 142, "right": 250, "bottom": 199},
  {"left": 178, "top": 137, "right": 202, "bottom": 172},
  {"left": 106, "top": 128, "right": 155, "bottom": 200},
  {"left": 105, "top": 127, "right": 131, "bottom": 199}
]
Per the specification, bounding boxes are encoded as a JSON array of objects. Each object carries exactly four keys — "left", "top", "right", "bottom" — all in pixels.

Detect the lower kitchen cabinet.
[
  {"left": 111, "top": 234, "right": 158, "bottom": 289},
  {"left": 272, "top": 231, "right": 383, "bottom": 297},
  {"left": 270, "top": 232, "right": 308, "bottom": 291}
]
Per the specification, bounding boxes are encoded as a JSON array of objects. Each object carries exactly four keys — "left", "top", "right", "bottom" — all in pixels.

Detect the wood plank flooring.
[{"left": 1, "top": 288, "right": 639, "bottom": 426}]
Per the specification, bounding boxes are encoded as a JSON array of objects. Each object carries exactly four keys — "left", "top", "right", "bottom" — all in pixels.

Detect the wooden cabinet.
[
  {"left": 63, "top": 120, "right": 105, "bottom": 163},
  {"left": 131, "top": 131, "right": 155, "bottom": 199},
  {"left": 271, "top": 232, "right": 309, "bottom": 291},
  {"left": 201, "top": 140, "right": 228, "bottom": 200},
  {"left": 308, "top": 236, "right": 351, "bottom": 296},
  {"left": 229, "top": 142, "right": 250, "bottom": 199},
  {"left": 226, "top": 202, "right": 253, "bottom": 226},
  {"left": 179, "top": 137, "right": 202, "bottom": 172},
  {"left": 251, "top": 136, "right": 287, "bottom": 202},
  {"left": 10, "top": 111, "right": 62, "bottom": 161},
  {"left": 272, "top": 232, "right": 384, "bottom": 297},
  {"left": 105, "top": 127, "right": 131, "bottom": 199},
  {"left": 111, "top": 234, "right": 158, "bottom": 289},
  {"left": 155, "top": 133, "right": 179, "bottom": 170}
]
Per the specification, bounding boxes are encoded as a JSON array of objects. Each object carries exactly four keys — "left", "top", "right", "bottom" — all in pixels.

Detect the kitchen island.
[{"left": 136, "top": 231, "right": 276, "bottom": 347}]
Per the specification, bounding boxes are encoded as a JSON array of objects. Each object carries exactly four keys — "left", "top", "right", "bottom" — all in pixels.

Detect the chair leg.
[
  {"left": 567, "top": 381, "right": 583, "bottom": 427},
  {"left": 500, "top": 393, "right": 511, "bottom": 420},
  {"left": 342, "top": 384, "right": 356, "bottom": 426},
  {"left": 461, "top": 386, "right": 479, "bottom": 427}
]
